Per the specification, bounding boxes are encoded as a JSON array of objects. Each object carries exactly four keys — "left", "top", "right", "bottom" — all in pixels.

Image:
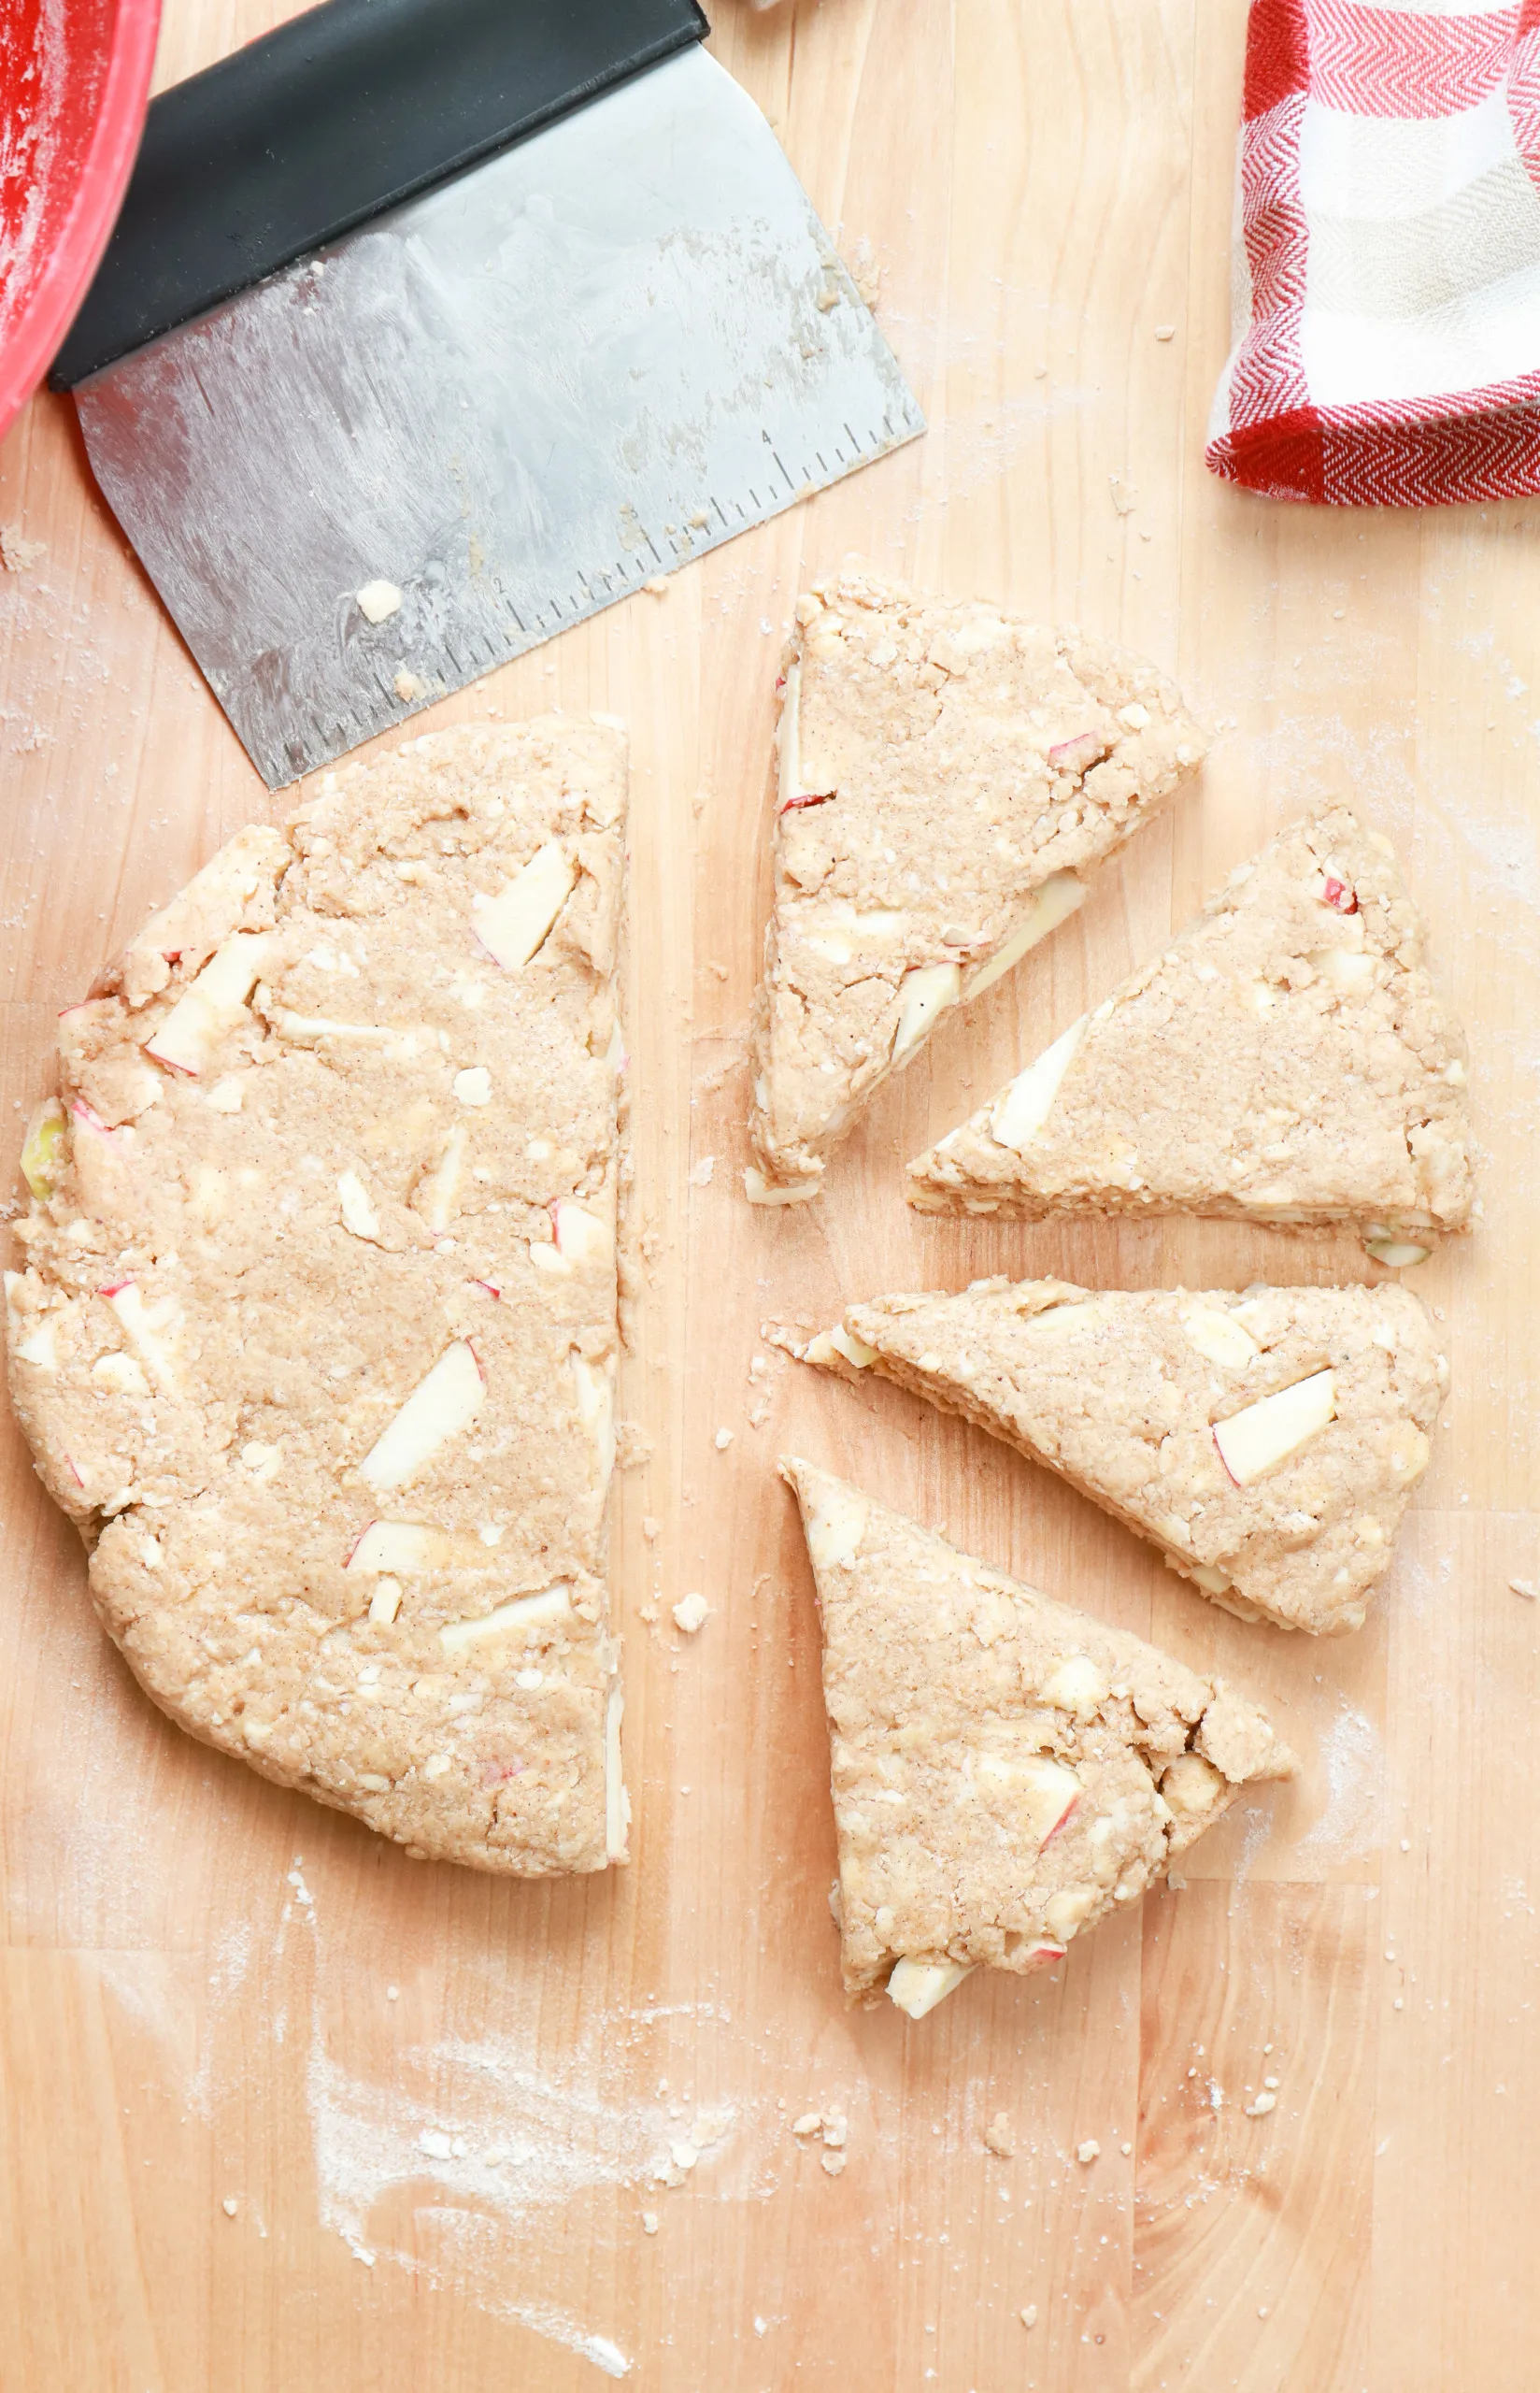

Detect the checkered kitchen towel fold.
[{"left": 1207, "top": 0, "right": 1540, "bottom": 505}]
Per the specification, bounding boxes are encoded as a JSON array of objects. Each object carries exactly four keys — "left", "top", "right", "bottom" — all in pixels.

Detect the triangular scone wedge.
[
  {"left": 781, "top": 1459, "right": 1294, "bottom": 2013},
  {"left": 908, "top": 804, "right": 1472, "bottom": 1255},
  {"left": 746, "top": 559, "right": 1206, "bottom": 1204},
  {"left": 807, "top": 1279, "right": 1448, "bottom": 1636},
  {"left": 7, "top": 720, "right": 630, "bottom": 1876}
]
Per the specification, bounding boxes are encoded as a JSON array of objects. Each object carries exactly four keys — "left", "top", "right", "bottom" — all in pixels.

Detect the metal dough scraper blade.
[{"left": 52, "top": 0, "right": 922, "bottom": 788}]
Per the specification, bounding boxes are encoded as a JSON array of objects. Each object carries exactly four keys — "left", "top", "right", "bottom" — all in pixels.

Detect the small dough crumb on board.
[
  {"left": 807, "top": 1277, "right": 1448, "bottom": 1636},
  {"left": 745, "top": 555, "right": 1206, "bottom": 1205},
  {"left": 908, "top": 804, "right": 1473, "bottom": 1252},
  {"left": 779, "top": 1458, "right": 1292, "bottom": 2011},
  {"left": 7, "top": 720, "right": 630, "bottom": 1875}
]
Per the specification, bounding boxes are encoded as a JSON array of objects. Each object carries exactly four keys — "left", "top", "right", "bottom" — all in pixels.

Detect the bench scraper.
[{"left": 51, "top": 0, "right": 923, "bottom": 788}]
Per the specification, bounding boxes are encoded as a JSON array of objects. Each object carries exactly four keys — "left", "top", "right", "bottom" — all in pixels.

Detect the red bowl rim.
[{"left": 0, "top": 0, "right": 163, "bottom": 444}]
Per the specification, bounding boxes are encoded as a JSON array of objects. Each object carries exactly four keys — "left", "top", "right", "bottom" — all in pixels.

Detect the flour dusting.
[{"left": 1292, "top": 1699, "right": 1388, "bottom": 1870}]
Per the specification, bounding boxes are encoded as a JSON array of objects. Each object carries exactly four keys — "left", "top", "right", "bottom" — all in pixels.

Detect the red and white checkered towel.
[{"left": 1207, "top": 0, "right": 1540, "bottom": 505}]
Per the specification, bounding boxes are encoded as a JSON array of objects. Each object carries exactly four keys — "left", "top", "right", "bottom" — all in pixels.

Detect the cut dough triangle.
[
  {"left": 781, "top": 1458, "right": 1294, "bottom": 2013},
  {"left": 746, "top": 558, "right": 1206, "bottom": 1204},
  {"left": 7, "top": 720, "right": 630, "bottom": 1875},
  {"left": 808, "top": 1278, "right": 1448, "bottom": 1635},
  {"left": 907, "top": 803, "right": 1472, "bottom": 1253}
]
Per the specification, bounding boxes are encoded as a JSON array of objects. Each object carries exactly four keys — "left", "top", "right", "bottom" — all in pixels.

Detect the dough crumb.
[
  {"left": 642, "top": 577, "right": 669, "bottom": 596},
  {"left": 1511, "top": 1578, "right": 1537, "bottom": 1599},
  {"left": 983, "top": 2112, "right": 1015, "bottom": 2157},
  {"left": 1020, "top": 2305, "right": 1038, "bottom": 2329},
  {"left": 1245, "top": 2091, "right": 1277, "bottom": 2116},
  {"left": 689, "top": 1155, "right": 716, "bottom": 1186},
  {"left": 713, "top": 1427, "right": 734, "bottom": 1450},
  {"left": 393, "top": 667, "right": 427, "bottom": 702},
  {"left": 672, "top": 1592, "right": 709, "bottom": 1635},
  {"left": 1076, "top": 2139, "right": 1101, "bottom": 2164},
  {"left": 1154, "top": 323, "right": 1176, "bottom": 340},
  {"left": 642, "top": 2211, "right": 659, "bottom": 2234},
  {"left": 820, "top": 2148, "right": 847, "bottom": 2176},
  {"left": 356, "top": 578, "right": 403, "bottom": 623},
  {"left": 791, "top": 2112, "right": 822, "bottom": 2137},
  {"left": 221, "top": 2196, "right": 239, "bottom": 2218},
  {"left": 1, "top": 523, "right": 46, "bottom": 571},
  {"left": 845, "top": 236, "right": 881, "bottom": 310}
]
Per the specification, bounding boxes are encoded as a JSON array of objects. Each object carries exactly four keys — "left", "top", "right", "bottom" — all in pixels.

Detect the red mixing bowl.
[{"left": 0, "top": 0, "right": 161, "bottom": 445}]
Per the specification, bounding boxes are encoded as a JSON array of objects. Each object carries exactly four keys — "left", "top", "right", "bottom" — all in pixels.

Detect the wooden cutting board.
[{"left": 1, "top": 4, "right": 1533, "bottom": 2386}]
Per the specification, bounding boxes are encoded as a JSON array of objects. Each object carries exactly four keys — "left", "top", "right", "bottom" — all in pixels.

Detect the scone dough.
[
  {"left": 908, "top": 804, "right": 1473, "bottom": 1245},
  {"left": 7, "top": 719, "right": 630, "bottom": 1875},
  {"left": 782, "top": 1459, "right": 1293, "bottom": 2010},
  {"left": 807, "top": 1277, "right": 1448, "bottom": 1635},
  {"left": 747, "top": 557, "right": 1206, "bottom": 1203}
]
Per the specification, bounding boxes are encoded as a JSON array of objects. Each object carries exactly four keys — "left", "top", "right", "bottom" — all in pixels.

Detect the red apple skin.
[
  {"left": 141, "top": 1034, "right": 198, "bottom": 1078},
  {"left": 342, "top": 1522, "right": 373, "bottom": 1569},
  {"left": 1048, "top": 731, "right": 1106, "bottom": 772},
  {"left": 1024, "top": 1941, "right": 1067, "bottom": 1970},
  {"left": 1320, "top": 875, "right": 1358, "bottom": 914},
  {"left": 1038, "top": 1794, "right": 1080, "bottom": 1852},
  {"left": 1212, "top": 1426, "right": 1242, "bottom": 1488},
  {"left": 64, "top": 1454, "right": 85, "bottom": 1489},
  {"left": 97, "top": 1278, "right": 133, "bottom": 1300},
  {"left": 72, "top": 1100, "right": 120, "bottom": 1139},
  {"left": 778, "top": 791, "right": 834, "bottom": 814},
  {"left": 471, "top": 1279, "right": 502, "bottom": 1300}
]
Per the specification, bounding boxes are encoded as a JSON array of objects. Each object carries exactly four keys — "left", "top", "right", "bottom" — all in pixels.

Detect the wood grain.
[{"left": 1, "top": 1, "right": 1534, "bottom": 2386}]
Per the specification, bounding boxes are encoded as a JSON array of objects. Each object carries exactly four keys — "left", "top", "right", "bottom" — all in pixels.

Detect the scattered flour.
[{"left": 1291, "top": 1698, "right": 1389, "bottom": 1870}]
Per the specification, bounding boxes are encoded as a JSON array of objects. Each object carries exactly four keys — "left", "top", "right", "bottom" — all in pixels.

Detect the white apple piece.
[
  {"left": 1039, "top": 1655, "right": 1110, "bottom": 1720},
  {"left": 1213, "top": 1368, "right": 1336, "bottom": 1487},
  {"left": 1181, "top": 1308, "right": 1261, "bottom": 1370},
  {"left": 532, "top": 1199, "right": 612, "bottom": 1275},
  {"left": 337, "top": 1169, "right": 381, "bottom": 1241},
  {"left": 606, "top": 1683, "right": 630, "bottom": 1862},
  {"left": 977, "top": 1752, "right": 1082, "bottom": 1848},
  {"left": 453, "top": 1066, "right": 492, "bottom": 1107},
  {"left": 1366, "top": 1235, "right": 1430, "bottom": 1268},
  {"left": 438, "top": 1582, "right": 572, "bottom": 1655},
  {"left": 266, "top": 1008, "right": 395, "bottom": 1044},
  {"left": 368, "top": 1578, "right": 403, "bottom": 1626},
  {"left": 356, "top": 578, "right": 403, "bottom": 623},
  {"left": 1309, "top": 946, "right": 1376, "bottom": 996},
  {"left": 144, "top": 931, "right": 272, "bottom": 1078},
  {"left": 962, "top": 871, "right": 1087, "bottom": 1000},
  {"left": 991, "top": 1013, "right": 1089, "bottom": 1152},
  {"left": 891, "top": 962, "right": 962, "bottom": 1063},
  {"left": 20, "top": 1097, "right": 66, "bottom": 1198},
  {"left": 345, "top": 1521, "right": 450, "bottom": 1576},
  {"left": 471, "top": 840, "right": 576, "bottom": 971},
  {"left": 802, "top": 1478, "right": 868, "bottom": 1571},
  {"left": 887, "top": 1957, "right": 974, "bottom": 2020},
  {"left": 360, "top": 1340, "right": 484, "bottom": 1492},
  {"left": 415, "top": 1125, "right": 465, "bottom": 1234},
  {"left": 569, "top": 1351, "right": 616, "bottom": 1484},
  {"left": 11, "top": 1286, "right": 61, "bottom": 1368},
  {"left": 1161, "top": 1753, "right": 1226, "bottom": 1820},
  {"left": 803, "top": 1324, "right": 877, "bottom": 1371},
  {"left": 743, "top": 1166, "right": 820, "bottom": 1206},
  {"left": 99, "top": 1279, "right": 181, "bottom": 1393}
]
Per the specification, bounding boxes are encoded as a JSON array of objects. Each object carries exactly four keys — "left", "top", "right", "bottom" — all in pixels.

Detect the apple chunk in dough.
[
  {"left": 1212, "top": 1369, "right": 1336, "bottom": 1487},
  {"left": 360, "top": 1340, "right": 484, "bottom": 1492}
]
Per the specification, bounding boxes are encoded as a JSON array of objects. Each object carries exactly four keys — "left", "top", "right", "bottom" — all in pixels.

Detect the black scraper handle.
[{"left": 51, "top": 0, "right": 709, "bottom": 387}]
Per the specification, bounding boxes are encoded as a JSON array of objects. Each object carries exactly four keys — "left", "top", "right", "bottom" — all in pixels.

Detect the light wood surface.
[{"left": 1, "top": 3, "right": 1534, "bottom": 2386}]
